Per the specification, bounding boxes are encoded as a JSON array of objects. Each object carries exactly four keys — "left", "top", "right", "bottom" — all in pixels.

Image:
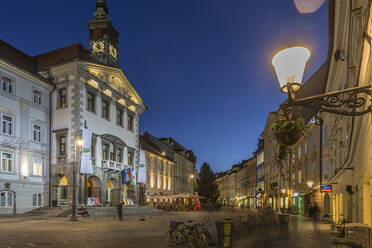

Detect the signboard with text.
[{"left": 320, "top": 185, "right": 332, "bottom": 192}]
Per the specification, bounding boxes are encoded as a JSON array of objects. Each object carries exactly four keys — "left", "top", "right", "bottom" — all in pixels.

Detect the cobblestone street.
[{"left": 0, "top": 208, "right": 333, "bottom": 248}]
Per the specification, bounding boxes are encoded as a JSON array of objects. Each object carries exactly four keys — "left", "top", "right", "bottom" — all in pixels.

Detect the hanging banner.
[
  {"left": 137, "top": 149, "right": 146, "bottom": 183},
  {"left": 131, "top": 168, "right": 136, "bottom": 186},
  {"left": 80, "top": 129, "right": 93, "bottom": 174}
]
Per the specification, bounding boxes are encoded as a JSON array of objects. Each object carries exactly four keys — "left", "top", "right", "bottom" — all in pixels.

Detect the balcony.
[
  {"left": 102, "top": 160, "right": 124, "bottom": 171},
  {"left": 57, "top": 155, "right": 66, "bottom": 163}
]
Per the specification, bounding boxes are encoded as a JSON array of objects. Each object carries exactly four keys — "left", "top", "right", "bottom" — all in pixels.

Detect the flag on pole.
[
  {"left": 121, "top": 169, "right": 127, "bottom": 184},
  {"left": 131, "top": 168, "right": 136, "bottom": 186},
  {"left": 137, "top": 149, "right": 146, "bottom": 183},
  {"left": 80, "top": 128, "right": 93, "bottom": 174}
]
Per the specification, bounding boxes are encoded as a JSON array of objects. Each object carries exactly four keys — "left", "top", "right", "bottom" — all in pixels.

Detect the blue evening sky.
[{"left": 0, "top": 0, "right": 329, "bottom": 172}]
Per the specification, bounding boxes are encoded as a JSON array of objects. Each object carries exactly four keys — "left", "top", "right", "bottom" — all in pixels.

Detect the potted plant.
[{"left": 272, "top": 117, "right": 309, "bottom": 161}]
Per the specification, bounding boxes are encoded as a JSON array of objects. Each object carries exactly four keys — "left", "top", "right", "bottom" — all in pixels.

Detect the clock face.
[
  {"left": 92, "top": 41, "right": 105, "bottom": 53},
  {"left": 109, "top": 45, "right": 118, "bottom": 59}
]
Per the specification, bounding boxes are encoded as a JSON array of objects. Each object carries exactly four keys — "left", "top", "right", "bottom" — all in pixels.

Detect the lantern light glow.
[{"left": 272, "top": 46, "right": 310, "bottom": 93}]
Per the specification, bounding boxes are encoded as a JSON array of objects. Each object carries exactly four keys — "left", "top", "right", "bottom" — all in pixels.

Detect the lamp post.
[
  {"left": 190, "top": 174, "right": 194, "bottom": 195},
  {"left": 272, "top": 45, "right": 371, "bottom": 216},
  {"left": 271, "top": 46, "right": 371, "bottom": 117},
  {"left": 71, "top": 137, "right": 84, "bottom": 221}
]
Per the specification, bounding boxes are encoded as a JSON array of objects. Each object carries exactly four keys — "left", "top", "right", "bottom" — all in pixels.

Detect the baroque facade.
[{"left": 39, "top": 0, "right": 146, "bottom": 207}]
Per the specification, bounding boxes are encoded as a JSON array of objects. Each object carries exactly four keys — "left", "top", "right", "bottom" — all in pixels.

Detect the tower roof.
[{"left": 94, "top": 0, "right": 110, "bottom": 20}]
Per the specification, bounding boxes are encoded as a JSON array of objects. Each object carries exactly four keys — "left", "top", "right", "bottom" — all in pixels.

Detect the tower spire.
[
  {"left": 88, "top": 0, "right": 120, "bottom": 67},
  {"left": 94, "top": 0, "right": 110, "bottom": 20}
]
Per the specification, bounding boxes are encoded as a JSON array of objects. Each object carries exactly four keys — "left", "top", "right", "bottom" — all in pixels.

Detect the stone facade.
[{"left": 0, "top": 49, "right": 53, "bottom": 214}]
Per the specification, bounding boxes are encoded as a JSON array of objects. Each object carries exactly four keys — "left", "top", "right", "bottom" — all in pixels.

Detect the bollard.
[{"left": 215, "top": 221, "right": 233, "bottom": 248}]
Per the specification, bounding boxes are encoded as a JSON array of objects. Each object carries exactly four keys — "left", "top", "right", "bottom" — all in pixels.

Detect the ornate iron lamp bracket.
[{"left": 282, "top": 85, "right": 372, "bottom": 117}]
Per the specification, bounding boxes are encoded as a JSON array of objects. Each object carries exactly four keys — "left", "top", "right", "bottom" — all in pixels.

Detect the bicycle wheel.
[
  {"left": 201, "top": 229, "right": 214, "bottom": 246},
  {"left": 188, "top": 230, "right": 208, "bottom": 248}
]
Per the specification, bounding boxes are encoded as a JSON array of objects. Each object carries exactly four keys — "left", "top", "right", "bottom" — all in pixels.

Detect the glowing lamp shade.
[
  {"left": 76, "top": 138, "right": 84, "bottom": 147},
  {"left": 272, "top": 46, "right": 310, "bottom": 93},
  {"left": 307, "top": 181, "right": 314, "bottom": 188}
]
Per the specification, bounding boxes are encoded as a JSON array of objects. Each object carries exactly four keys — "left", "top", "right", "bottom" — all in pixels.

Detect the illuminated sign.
[{"left": 320, "top": 185, "right": 332, "bottom": 192}]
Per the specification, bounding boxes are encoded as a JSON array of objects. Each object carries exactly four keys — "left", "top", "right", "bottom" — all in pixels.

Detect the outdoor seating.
[{"left": 331, "top": 223, "right": 370, "bottom": 248}]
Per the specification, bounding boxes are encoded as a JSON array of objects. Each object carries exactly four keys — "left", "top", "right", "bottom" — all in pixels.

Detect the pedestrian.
[
  {"left": 308, "top": 203, "right": 314, "bottom": 221},
  {"left": 313, "top": 202, "right": 319, "bottom": 222},
  {"left": 117, "top": 203, "right": 123, "bottom": 221}
]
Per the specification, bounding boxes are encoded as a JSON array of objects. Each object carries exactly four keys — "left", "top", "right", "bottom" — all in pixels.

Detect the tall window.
[
  {"left": 312, "top": 161, "right": 316, "bottom": 176},
  {"left": 33, "top": 90, "right": 42, "bottom": 105},
  {"left": 1, "top": 152, "right": 13, "bottom": 172},
  {"left": 109, "top": 143, "right": 114, "bottom": 161},
  {"left": 324, "top": 161, "right": 328, "bottom": 179},
  {"left": 117, "top": 148, "right": 122, "bottom": 162},
  {"left": 2, "top": 76, "right": 14, "bottom": 94},
  {"left": 32, "top": 157, "right": 42, "bottom": 176},
  {"left": 298, "top": 170, "right": 302, "bottom": 184},
  {"left": 127, "top": 114, "right": 134, "bottom": 131},
  {"left": 58, "top": 88, "right": 67, "bottom": 108},
  {"left": 32, "top": 193, "right": 42, "bottom": 207},
  {"left": 128, "top": 151, "right": 133, "bottom": 166},
  {"left": 304, "top": 140, "right": 308, "bottom": 154},
  {"left": 312, "top": 130, "right": 316, "bottom": 147},
  {"left": 33, "top": 124, "right": 41, "bottom": 142},
  {"left": 87, "top": 92, "right": 95, "bottom": 112},
  {"left": 102, "top": 100, "right": 109, "bottom": 119},
  {"left": 0, "top": 191, "right": 13, "bottom": 208},
  {"left": 59, "top": 135, "right": 66, "bottom": 155},
  {"left": 324, "top": 126, "right": 328, "bottom": 145},
  {"left": 2, "top": 114, "right": 14, "bottom": 135},
  {"left": 102, "top": 144, "right": 108, "bottom": 160},
  {"left": 298, "top": 146, "right": 301, "bottom": 159},
  {"left": 116, "top": 108, "right": 123, "bottom": 126}
]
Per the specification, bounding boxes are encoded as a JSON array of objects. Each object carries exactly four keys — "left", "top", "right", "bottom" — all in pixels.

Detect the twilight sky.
[{"left": 0, "top": 0, "right": 329, "bottom": 172}]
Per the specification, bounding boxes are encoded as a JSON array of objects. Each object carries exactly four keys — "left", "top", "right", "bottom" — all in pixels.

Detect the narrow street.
[{"left": 0, "top": 208, "right": 333, "bottom": 248}]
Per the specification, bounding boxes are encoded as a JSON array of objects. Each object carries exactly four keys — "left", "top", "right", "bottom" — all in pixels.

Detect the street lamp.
[
  {"left": 272, "top": 45, "right": 371, "bottom": 117},
  {"left": 190, "top": 174, "right": 194, "bottom": 195},
  {"left": 307, "top": 181, "right": 314, "bottom": 188},
  {"left": 281, "top": 189, "right": 286, "bottom": 194},
  {"left": 71, "top": 137, "right": 84, "bottom": 221}
]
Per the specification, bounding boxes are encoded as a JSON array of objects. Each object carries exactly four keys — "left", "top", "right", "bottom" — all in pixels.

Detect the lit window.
[
  {"left": 1, "top": 152, "right": 13, "bottom": 172},
  {"left": 128, "top": 151, "right": 134, "bottom": 166},
  {"left": 102, "top": 100, "right": 109, "bottom": 119},
  {"left": 33, "top": 90, "right": 42, "bottom": 105},
  {"left": 58, "top": 88, "right": 67, "bottom": 108},
  {"left": 304, "top": 140, "right": 308, "bottom": 154},
  {"left": 2, "top": 76, "right": 14, "bottom": 94},
  {"left": 127, "top": 113, "right": 134, "bottom": 131},
  {"left": 116, "top": 108, "right": 123, "bottom": 126},
  {"left": 32, "top": 193, "right": 42, "bottom": 207},
  {"left": 59, "top": 135, "right": 66, "bottom": 156},
  {"left": 117, "top": 148, "right": 122, "bottom": 162},
  {"left": 32, "top": 157, "right": 42, "bottom": 176},
  {"left": 102, "top": 144, "right": 108, "bottom": 160},
  {"left": 2, "top": 114, "right": 14, "bottom": 135},
  {"left": 33, "top": 124, "right": 42, "bottom": 142},
  {"left": 0, "top": 191, "right": 13, "bottom": 208},
  {"left": 298, "top": 146, "right": 301, "bottom": 159},
  {"left": 87, "top": 92, "right": 95, "bottom": 112}
]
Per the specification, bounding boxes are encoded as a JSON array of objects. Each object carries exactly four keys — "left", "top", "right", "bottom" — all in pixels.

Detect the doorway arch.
[
  {"left": 87, "top": 176, "right": 102, "bottom": 205},
  {"left": 51, "top": 174, "right": 68, "bottom": 206},
  {"left": 106, "top": 178, "right": 120, "bottom": 205}
]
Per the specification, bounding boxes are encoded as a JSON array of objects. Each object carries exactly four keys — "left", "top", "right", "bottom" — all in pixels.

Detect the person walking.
[
  {"left": 308, "top": 203, "right": 314, "bottom": 221},
  {"left": 117, "top": 203, "right": 123, "bottom": 221}
]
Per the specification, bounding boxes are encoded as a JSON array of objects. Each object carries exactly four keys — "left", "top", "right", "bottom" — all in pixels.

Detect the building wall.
[
  {"left": 48, "top": 61, "right": 144, "bottom": 207},
  {"left": 323, "top": 0, "right": 372, "bottom": 224},
  {"left": 0, "top": 59, "right": 52, "bottom": 214}
]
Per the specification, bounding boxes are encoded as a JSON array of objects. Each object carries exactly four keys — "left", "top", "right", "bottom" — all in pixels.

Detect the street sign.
[{"left": 320, "top": 185, "right": 332, "bottom": 192}]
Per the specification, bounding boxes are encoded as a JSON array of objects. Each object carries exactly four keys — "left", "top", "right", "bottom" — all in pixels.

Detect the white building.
[
  {"left": 33, "top": 0, "right": 146, "bottom": 207},
  {"left": 0, "top": 40, "right": 53, "bottom": 214}
]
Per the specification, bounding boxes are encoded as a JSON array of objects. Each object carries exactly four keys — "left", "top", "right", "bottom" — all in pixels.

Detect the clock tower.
[{"left": 88, "top": 0, "right": 119, "bottom": 67}]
